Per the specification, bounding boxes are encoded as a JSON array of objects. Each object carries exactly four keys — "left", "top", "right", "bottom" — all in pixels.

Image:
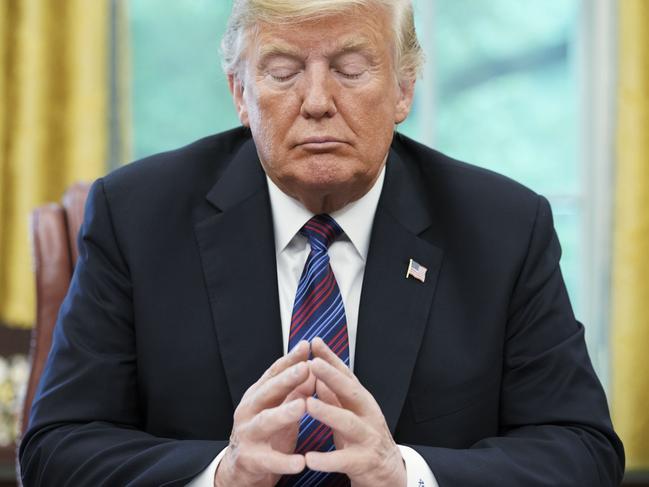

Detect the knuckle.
[
  {"left": 228, "top": 442, "right": 246, "bottom": 470},
  {"left": 233, "top": 408, "right": 245, "bottom": 424},
  {"left": 248, "top": 391, "right": 264, "bottom": 412},
  {"left": 237, "top": 421, "right": 252, "bottom": 441},
  {"left": 237, "top": 394, "right": 251, "bottom": 413},
  {"left": 258, "top": 408, "right": 280, "bottom": 436},
  {"left": 350, "top": 389, "right": 362, "bottom": 402},
  {"left": 254, "top": 408, "right": 271, "bottom": 430},
  {"left": 370, "top": 435, "right": 384, "bottom": 454},
  {"left": 268, "top": 363, "right": 281, "bottom": 378},
  {"left": 228, "top": 430, "right": 240, "bottom": 452}
]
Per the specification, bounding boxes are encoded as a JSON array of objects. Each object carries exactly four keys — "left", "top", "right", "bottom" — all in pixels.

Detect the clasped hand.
[{"left": 214, "top": 338, "right": 406, "bottom": 487}]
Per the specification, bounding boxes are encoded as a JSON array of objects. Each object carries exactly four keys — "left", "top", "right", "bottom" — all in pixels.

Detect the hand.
[
  {"left": 215, "top": 341, "right": 314, "bottom": 487},
  {"left": 305, "top": 337, "right": 407, "bottom": 487}
]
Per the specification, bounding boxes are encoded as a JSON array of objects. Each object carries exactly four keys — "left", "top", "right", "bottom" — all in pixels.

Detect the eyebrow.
[
  {"left": 257, "top": 43, "right": 303, "bottom": 63},
  {"left": 256, "top": 37, "right": 379, "bottom": 66},
  {"left": 336, "top": 38, "right": 377, "bottom": 57}
]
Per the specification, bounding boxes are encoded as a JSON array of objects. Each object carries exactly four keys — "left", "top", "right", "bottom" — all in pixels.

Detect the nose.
[{"left": 300, "top": 65, "right": 337, "bottom": 119}]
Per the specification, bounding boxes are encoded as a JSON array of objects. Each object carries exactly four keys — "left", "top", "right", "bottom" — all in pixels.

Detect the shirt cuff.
[
  {"left": 398, "top": 444, "right": 438, "bottom": 487},
  {"left": 185, "top": 446, "right": 229, "bottom": 486}
]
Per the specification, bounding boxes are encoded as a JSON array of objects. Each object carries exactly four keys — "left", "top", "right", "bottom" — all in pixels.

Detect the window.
[{"left": 128, "top": 0, "right": 239, "bottom": 159}]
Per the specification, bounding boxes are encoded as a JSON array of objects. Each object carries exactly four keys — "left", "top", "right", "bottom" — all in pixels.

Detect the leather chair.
[{"left": 21, "top": 183, "right": 91, "bottom": 434}]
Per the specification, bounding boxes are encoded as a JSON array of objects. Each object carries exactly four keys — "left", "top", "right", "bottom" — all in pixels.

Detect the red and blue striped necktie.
[{"left": 280, "top": 214, "right": 351, "bottom": 487}]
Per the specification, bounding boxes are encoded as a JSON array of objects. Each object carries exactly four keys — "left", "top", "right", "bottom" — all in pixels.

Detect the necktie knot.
[{"left": 300, "top": 214, "right": 342, "bottom": 251}]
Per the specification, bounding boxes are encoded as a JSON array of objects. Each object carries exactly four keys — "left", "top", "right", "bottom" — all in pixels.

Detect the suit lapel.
[
  {"left": 355, "top": 147, "right": 444, "bottom": 434},
  {"left": 194, "top": 139, "right": 283, "bottom": 409}
]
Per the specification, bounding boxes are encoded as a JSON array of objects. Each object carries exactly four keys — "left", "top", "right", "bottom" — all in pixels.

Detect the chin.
[
  {"left": 267, "top": 153, "right": 376, "bottom": 206},
  {"left": 299, "top": 155, "right": 361, "bottom": 184},
  {"left": 291, "top": 168, "right": 360, "bottom": 193},
  {"left": 294, "top": 175, "right": 373, "bottom": 214}
]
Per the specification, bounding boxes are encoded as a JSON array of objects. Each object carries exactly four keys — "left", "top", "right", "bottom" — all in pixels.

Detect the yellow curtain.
[
  {"left": 612, "top": 0, "right": 649, "bottom": 471},
  {"left": 0, "top": 0, "right": 110, "bottom": 328}
]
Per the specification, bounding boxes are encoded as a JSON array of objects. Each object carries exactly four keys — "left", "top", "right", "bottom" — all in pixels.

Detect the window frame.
[{"left": 578, "top": 0, "right": 617, "bottom": 390}]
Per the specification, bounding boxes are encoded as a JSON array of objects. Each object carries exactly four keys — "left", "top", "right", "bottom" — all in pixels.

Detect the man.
[{"left": 20, "top": 0, "right": 624, "bottom": 486}]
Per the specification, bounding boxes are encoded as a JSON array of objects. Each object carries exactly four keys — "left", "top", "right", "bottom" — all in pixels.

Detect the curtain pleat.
[
  {"left": 611, "top": 0, "right": 649, "bottom": 471},
  {"left": 0, "top": 0, "right": 110, "bottom": 327}
]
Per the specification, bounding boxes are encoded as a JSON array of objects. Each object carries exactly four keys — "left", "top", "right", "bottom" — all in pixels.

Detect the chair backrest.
[{"left": 21, "top": 182, "right": 91, "bottom": 434}]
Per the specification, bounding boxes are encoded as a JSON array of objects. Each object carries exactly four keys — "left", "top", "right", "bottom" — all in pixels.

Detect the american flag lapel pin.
[{"left": 406, "top": 258, "right": 427, "bottom": 283}]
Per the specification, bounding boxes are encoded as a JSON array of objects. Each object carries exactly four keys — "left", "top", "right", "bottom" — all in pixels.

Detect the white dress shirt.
[{"left": 188, "top": 166, "right": 437, "bottom": 486}]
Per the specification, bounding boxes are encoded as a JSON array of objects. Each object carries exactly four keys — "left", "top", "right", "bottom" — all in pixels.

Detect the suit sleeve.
[
  {"left": 408, "top": 196, "right": 624, "bottom": 486},
  {"left": 19, "top": 179, "right": 226, "bottom": 486}
]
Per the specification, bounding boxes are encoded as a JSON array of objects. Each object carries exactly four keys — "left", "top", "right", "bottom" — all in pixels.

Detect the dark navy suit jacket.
[{"left": 20, "top": 128, "right": 624, "bottom": 486}]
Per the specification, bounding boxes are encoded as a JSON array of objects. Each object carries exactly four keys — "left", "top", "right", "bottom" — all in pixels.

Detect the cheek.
[
  {"left": 246, "top": 100, "right": 278, "bottom": 155},
  {"left": 343, "top": 86, "right": 397, "bottom": 128},
  {"left": 343, "top": 96, "right": 397, "bottom": 148},
  {"left": 248, "top": 92, "right": 298, "bottom": 144}
]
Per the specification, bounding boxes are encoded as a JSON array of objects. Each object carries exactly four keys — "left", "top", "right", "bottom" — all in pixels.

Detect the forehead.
[{"left": 247, "top": 7, "right": 393, "bottom": 59}]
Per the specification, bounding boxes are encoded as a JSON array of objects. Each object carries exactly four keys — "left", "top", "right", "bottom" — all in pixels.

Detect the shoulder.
[
  {"left": 83, "top": 127, "right": 253, "bottom": 253},
  {"left": 392, "top": 132, "right": 539, "bottom": 205},
  {"left": 100, "top": 126, "right": 251, "bottom": 205},
  {"left": 390, "top": 133, "right": 552, "bottom": 267},
  {"left": 391, "top": 132, "right": 544, "bottom": 228}
]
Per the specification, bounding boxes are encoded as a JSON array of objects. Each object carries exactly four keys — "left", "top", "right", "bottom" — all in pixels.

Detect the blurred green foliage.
[
  {"left": 429, "top": 0, "right": 581, "bottom": 314},
  {"left": 432, "top": 0, "right": 579, "bottom": 195},
  {"left": 129, "top": 0, "right": 239, "bottom": 158}
]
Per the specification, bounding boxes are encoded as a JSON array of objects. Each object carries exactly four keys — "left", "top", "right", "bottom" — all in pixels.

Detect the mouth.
[{"left": 295, "top": 137, "right": 348, "bottom": 151}]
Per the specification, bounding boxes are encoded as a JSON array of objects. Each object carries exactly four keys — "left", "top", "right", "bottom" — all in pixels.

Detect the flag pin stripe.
[{"left": 406, "top": 258, "right": 427, "bottom": 283}]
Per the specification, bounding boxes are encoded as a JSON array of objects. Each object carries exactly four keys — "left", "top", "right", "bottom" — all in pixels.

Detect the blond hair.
[{"left": 221, "top": 0, "right": 424, "bottom": 82}]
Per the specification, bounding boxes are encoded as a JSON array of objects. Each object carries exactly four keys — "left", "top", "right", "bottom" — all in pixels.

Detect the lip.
[{"left": 296, "top": 136, "right": 347, "bottom": 147}]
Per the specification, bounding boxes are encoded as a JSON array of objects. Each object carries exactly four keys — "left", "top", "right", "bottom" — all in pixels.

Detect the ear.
[
  {"left": 228, "top": 73, "right": 250, "bottom": 127},
  {"left": 394, "top": 79, "right": 415, "bottom": 125}
]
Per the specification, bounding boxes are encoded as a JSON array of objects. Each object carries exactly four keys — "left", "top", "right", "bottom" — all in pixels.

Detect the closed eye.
[
  {"left": 336, "top": 70, "right": 365, "bottom": 80},
  {"left": 269, "top": 72, "right": 298, "bottom": 82}
]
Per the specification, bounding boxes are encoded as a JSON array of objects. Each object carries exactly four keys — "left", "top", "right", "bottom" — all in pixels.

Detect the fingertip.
[
  {"left": 291, "top": 340, "right": 309, "bottom": 357},
  {"left": 315, "top": 337, "right": 335, "bottom": 353},
  {"left": 289, "top": 454, "right": 306, "bottom": 473},
  {"left": 304, "top": 451, "right": 324, "bottom": 471},
  {"left": 306, "top": 396, "right": 320, "bottom": 412},
  {"left": 310, "top": 357, "right": 326, "bottom": 372},
  {"left": 290, "top": 393, "right": 306, "bottom": 404},
  {"left": 292, "top": 361, "right": 308, "bottom": 377},
  {"left": 304, "top": 450, "right": 315, "bottom": 463},
  {"left": 289, "top": 398, "right": 306, "bottom": 415},
  {"left": 313, "top": 338, "right": 332, "bottom": 357}
]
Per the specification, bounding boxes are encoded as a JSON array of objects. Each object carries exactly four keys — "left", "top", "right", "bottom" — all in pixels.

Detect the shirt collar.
[{"left": 266, "top": 166, "right": 386, "bottom": 261}]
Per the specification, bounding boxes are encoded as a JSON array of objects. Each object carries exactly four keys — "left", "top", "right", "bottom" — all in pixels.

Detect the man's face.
[{"left": 229, "top": 6, "right": 415, "bottom": 213}]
